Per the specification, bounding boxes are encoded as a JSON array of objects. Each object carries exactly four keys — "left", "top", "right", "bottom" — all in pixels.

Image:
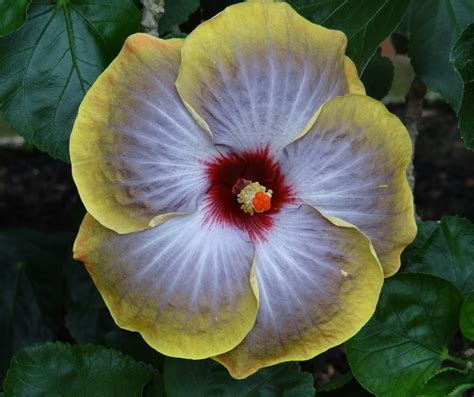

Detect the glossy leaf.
[
  {"left": 451, "top": 23, "right": 474, "bottom": 82},
  {"left": 451, "top": 23, "right": 474, "bottom": 149},
  {"left": 159, "top": 0, "right": 200, "bottom": 34},
  {"left": 403, "top": 216, "right": 474, "bottom": 297},
  {"left": 288, "top": 0, "right": 410, "bottom": 72},
  {"left": 361, "top": 48, "right": 394, "bottom": 99},
  {"left": 65, "top": 264, "right": 164, "bottom": 369},
  {"left": 0, "top": 0, "right": 31, "bottom": 36},
  {"left": 346, "top": 273, "right": 463, "bottom": 397},
  {"left": 460, "top": 291, "right": 474, "bottom": 340},
  {"left": 417, "top": 368, "right": 473, "bottom": 397},
  {"left": 164, "top": 358, "right": 315, "bottom": 397},
  {"left": 104, "top": 329, "right": 165, "bottom": 371},
  {"left": 0, "top": 230, "right": 71, "bottom": 378},
  {"left": 401, "top": 220, "right": 438, "bottom": 265},
  {"left": 449, "top": 384, "right": 474, "bottom": 397},
  {"left": 65, "top": 261, "right": 115, "bottom": 344},
  {"left": 408, "top": 0, "right": 474, "bottom": 111},
  {"left": 3, "top": 342, "right": 153, "bottom": 396},
  {"left": 0, "top": 0, "right": 140, "bottom": 162}
]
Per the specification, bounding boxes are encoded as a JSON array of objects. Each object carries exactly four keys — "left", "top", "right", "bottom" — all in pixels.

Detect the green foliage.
[
  {"left": 65, "top": 262, "right": 116, "bottom": 344},
  {"left": 407, "top": 0, "right": 474, "bottom": 111},
  {"left": 0, "top": 0, "right": 31, "bottom": 37},
  {"left": 0, "top": 0, "right": 140, "bottom": 162},
  {"left": 403, "top": 216, "right": 474, "bottom": 297},
  {"left": 159, "top": 0, "right": 200, "bottom": 35},
  {"left": 346, "top": 273, "right": 463, "bottom": 397},
  {"left": 460, "top": 291, "right": 474, "bottom": 340},
  {"left": 0, "top": 230, "right": 71, "bottom": 377},
  {"left": 0, "top": 1, "right": 473, "bottom": 395},
  {"left": 3, "top": 342, "right": 156, "bottom": 396},
  {"left": 361, "top": 48, "right": 394, "bottom": 100},
  {"left": 451, "top": 23, "right": 474, "bottom": 150},
  {"left": 417, "top": 368, "right": 474, "bottom": 397},
  {"left": 65, "top": 263, "right": 165, "bottom": 369},
  {"left": 288, "top": 0, "right": 410, "bottom": 73},
  {"left": 320, "top": 377, "right": 373, "bottom": 397},
  {"left": 164, "top": 358, "right": 315, "bottom": 397}
]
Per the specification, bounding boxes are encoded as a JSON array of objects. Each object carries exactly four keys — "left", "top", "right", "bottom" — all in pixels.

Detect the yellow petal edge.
[
  {"left": 73, "top": 213, "right": 260, "bottom": 359},
  {"left": 215, "top": 210, "right": 384, "bottom": 378}
]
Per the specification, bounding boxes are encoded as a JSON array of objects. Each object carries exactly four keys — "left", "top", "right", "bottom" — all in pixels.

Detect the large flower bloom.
[{"left": 71, "top": 0, "right": 416, "bottom": 378}]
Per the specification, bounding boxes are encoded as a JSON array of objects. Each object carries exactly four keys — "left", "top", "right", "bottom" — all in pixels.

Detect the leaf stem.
[{"left": 442, "top": 352, "right": 469, "bottom": 367}]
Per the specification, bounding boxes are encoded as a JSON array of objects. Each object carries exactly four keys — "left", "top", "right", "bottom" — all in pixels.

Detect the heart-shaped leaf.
[
  {"left": 403, "top": 216, "right": 474, "bottom": 298},
  {"left": 4, "top": 342, "right": 154, "bottom": 396},
  {"left": 288, "top": 0, "right": 410, "bottom": 72},
  {"left": 0, "top": 0, "right": 32, "bottom": 36},
  {"left": 451, "top": 23, "right": 474, "bottom": 149},
  {"left": 0, "top": 0, "right": 140, "bottom": 162},
  {"left": 164, "top": 358, "right": 315, "bottom": 397},
  {"left": 346, "top": 273, "right": 463, "bottom": 397},
  {"left": 408, "top": 0, "right": 474, "bottom": 111}
]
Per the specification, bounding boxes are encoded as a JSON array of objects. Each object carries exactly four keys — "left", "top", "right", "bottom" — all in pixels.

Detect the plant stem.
[
  {"left": 140, "top": 0, "right": 165, "bottom": 37},
  {"left": 443, "top": 353, "right": 469, "bottom": 367},
  {"left": 403, "top": 76, "right": 426, "bottom": 207}
]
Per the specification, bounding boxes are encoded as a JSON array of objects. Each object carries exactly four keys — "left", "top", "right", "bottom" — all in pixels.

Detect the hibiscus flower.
[{"left": 71, "top": 0, "right": 416, "bottom": 379}]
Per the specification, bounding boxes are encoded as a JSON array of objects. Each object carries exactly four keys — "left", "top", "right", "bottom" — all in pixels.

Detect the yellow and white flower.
[{"left": 70, "top": 1, "right": 416, "bottom": 379}]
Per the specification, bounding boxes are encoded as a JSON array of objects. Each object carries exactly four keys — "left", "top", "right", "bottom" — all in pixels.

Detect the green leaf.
[
  {"left": 401, "top": 220, "right": 438, "bottom": 264},
  {"left": 0, "top": 230, "right": 71, "bottom": 378},
  {"left": 144, "top": 370, "right": 167, "bottom": 397},
  {"left": 0, "top": 0, "right": 31, "bottom": 37},
  {"left": 457, "top": 82, "right": 474, "bottom": 150},
  {"left": 361, "top": 48, "right": 394, "bottom": 99},
  {"left": 460, "top": 291, "right": 474, "bottom": 340},
  {"left": 417, "top": 368, "right": 472, "bottom": 397},
  {"left": 403, "top": 216, "right": 474, "bottom": 297},
  {"left": 159, "top": 0, "right": 199, "bottom": 34},
  {"left": 65, "top": 262, "right": 115, "bottom": 344},
  {"left": 408, "top": 0, "right": 474, "bottom": 111},
  {"left": 4, "top": 342, "right": 153, "bottom": 396},
  {"left": 104, "top": 329, "right": 165, "bottom": 371},
  {"left": 288, "top": 0, "right": 410, "bottom": 72},
  {"left": 65, "top": 263, "right": 164, "bottom": 369},
  {"left": 451, "top": 23, "right": 474, "bottom": 149},
  {"left": 0, "top": 0, "right": 140, "bottom": 162},
  {"left": 320, "top": 378, "right": 373, "bottom": 397},
  {"left": 451, "top": 23, "right": 474, "bottom": 82},
  {"left": 346, "top": 273, "right": 463, "bottom": 397},
  {"left": 448, "top": 383, "right": 474, "bottom": 397},
  {"left": 164, "top": 358, "right": 315, "bottom": 397}
]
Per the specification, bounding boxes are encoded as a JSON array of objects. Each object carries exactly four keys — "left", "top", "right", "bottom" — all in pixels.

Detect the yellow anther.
[{"left": 237, "top": 182, "right": 272, "bottom": 215}]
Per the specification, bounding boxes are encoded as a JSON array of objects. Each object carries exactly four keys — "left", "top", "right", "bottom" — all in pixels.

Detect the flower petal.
[
  {"left": 176, "top": 1, "right": 362, "bottom": 155},
  {"left": 281, "top": 95, "right": 416, "bottom": 276},
  {"left": 344, "top": 56, "right": 366, "bottom": 95},
  {"left": 216, "top": 205, "right": 383, "bottom": 379},
  {"left": 73, "top": 210, "right": 258, "bottom": 359},
  {"left": 70, "top": 34, "right": 217, "bottom": 234}
]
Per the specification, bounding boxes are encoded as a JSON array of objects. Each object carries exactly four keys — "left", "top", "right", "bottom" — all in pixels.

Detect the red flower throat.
[{"left": 204, "top": 147, "right": 294, "bottom": 241}]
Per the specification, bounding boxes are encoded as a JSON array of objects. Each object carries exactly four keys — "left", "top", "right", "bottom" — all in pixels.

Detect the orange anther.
[{"left": 252, "top": 192, "right": 271, "bottom": 212}]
